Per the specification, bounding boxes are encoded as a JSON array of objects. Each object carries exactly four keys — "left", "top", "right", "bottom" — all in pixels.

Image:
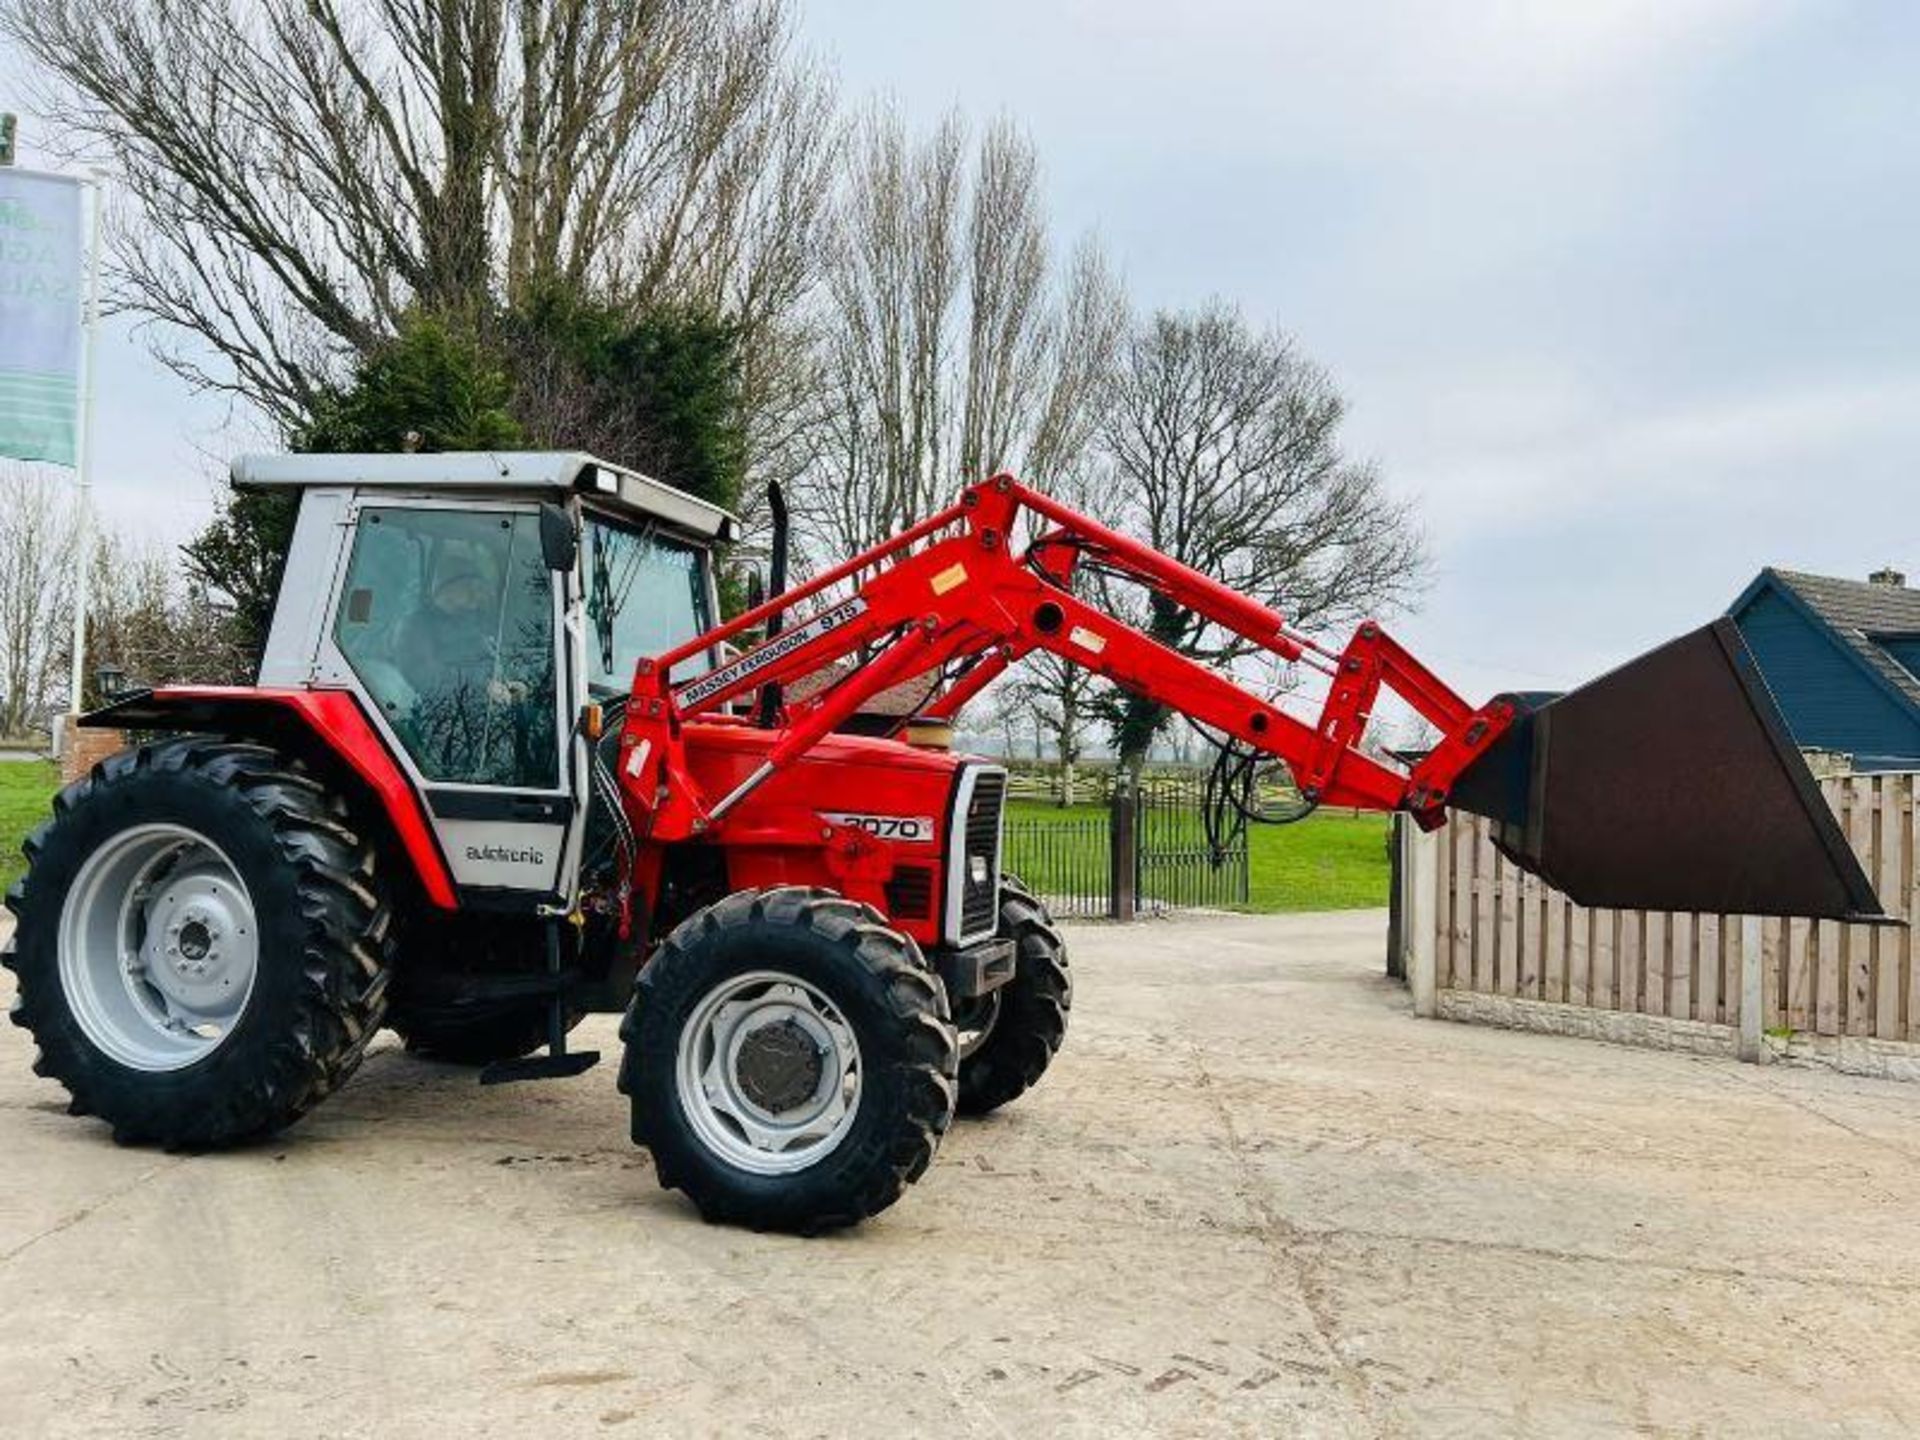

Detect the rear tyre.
[
  {"left": 955, "top": 873, "right": 1071, "bottom": 1116},
  {"left": 3, "top": 739, "right": 392, "bottom": 1147},
  {"left": 619, "top": 887, "right": 957, "bottom": 1233}
]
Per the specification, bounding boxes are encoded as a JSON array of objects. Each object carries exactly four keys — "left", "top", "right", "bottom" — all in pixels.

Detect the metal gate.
[
  {"left": 1134, "top": 778, "right": 1250, "bottom": 912},
  {"left": 1001, "top": 807, "right": 1111, "bottom": 919},
  {"left": 1001, "top": 777, "right": 1249, "bottom": 919}
]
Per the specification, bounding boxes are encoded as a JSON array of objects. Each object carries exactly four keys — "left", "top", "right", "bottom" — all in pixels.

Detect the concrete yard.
[{"left": 4, "top": 909, "right": 1920, "bottom": 1437}]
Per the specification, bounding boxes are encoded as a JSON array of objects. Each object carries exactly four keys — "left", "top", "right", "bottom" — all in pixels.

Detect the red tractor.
[{"left": 3, "top": 453, "right": 1881, "bottom": 1231}]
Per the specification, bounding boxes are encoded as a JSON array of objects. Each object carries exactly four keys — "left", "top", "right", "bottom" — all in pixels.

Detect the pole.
[
  {"left": 1108, "top": 774, "right": 1137, "bottom": 922},
  {"left": 1737, "top": 913, "right": 1764, "bottom": 1063},
  {"left": 1408, "top": 822, "right": 1439, "bottom": 1018},
  {"left": 67, "top": 174, "right": 102, "bottom": 719},
  {"left": 1385, "top": 812, "right": 1406, "bottom": 979}
]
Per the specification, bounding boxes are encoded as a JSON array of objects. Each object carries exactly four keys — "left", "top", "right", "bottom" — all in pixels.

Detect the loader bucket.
[{"left": 1447, "top": 618, "right": 1884, "bottom": 921}]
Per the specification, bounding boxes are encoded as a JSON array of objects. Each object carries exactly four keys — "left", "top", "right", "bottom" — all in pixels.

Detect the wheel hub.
[
  {"left": 675, "top": 971, "right": 864, "bottom": 1176},
  {"left": 734, "top": 1018, "right": 825, "bottom": 1114}
]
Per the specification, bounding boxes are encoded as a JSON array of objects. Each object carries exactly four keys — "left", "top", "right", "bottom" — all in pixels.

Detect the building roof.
[{"left": 1756, "top": 568, "right": 1920, "bottom": 710}]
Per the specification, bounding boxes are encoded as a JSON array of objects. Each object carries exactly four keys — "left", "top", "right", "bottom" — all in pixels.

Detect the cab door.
[{"left": 321, "top": 500, "right": 579, "bottom": 907}]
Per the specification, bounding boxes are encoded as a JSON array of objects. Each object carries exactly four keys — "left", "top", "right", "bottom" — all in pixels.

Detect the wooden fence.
[{"left": 1399, "top": 771, "right": 1918, "bottom": 1052}]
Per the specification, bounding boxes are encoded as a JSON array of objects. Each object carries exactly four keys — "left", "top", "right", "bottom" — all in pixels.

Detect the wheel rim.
[
  {"left": 57, "top": 823, "right": 260, "bottom": 1073},
  {"left": 674, "top": 969, "right": 863, "bottom": 1176},
  {"left": 953, "top": 990, "right": 1002, "bottom": 1061}
]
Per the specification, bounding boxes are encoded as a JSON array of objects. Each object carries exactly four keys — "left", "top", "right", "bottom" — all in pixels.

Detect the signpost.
[{"left": 0, "top": 127, "right": 103, "bottom": 720}]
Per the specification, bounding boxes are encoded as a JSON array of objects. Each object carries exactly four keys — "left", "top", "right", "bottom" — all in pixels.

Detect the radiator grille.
[
  {"left": 884, "top": 865, "right": 934, "bottom": 921},
  {"left": 958, "top": 770, "right": 1006, "bottom": 938}
]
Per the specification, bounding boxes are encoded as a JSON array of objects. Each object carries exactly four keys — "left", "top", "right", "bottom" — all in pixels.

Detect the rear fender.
[{"left": 82, "top": 686, "right": 458, "bottom": 910}]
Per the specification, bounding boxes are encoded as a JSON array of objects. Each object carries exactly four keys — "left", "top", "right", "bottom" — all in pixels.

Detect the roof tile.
[{"left": 1770, "top": 569, "right": 1920, "bottom": 709}]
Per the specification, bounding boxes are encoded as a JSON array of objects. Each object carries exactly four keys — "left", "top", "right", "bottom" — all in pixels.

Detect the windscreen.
[{"left": 583, "top": 516, "right": 714, "bottom": 697}]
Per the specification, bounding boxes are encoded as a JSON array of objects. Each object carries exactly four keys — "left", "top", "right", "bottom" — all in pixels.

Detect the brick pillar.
[{"left": 60, "top": 719, "right": 127, "bottom": 785}]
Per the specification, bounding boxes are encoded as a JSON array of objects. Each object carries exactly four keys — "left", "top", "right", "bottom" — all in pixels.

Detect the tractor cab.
[{"left": 237, "top": 452, "right": 738, "bottom": 908}]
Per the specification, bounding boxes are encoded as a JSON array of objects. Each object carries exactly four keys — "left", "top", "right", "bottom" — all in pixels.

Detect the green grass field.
[
  {"left": 0, "top": 761, "right": 59, "bottom": 897},
  {"left": 1241, "top": 808, "right": 1393, "bottom": 912},
  {"left": 0, "top": 765, "right": 1388, "bottom": 916},
  {"left": 1006, "top": 798, "right": 1390, "bottom": 914}
]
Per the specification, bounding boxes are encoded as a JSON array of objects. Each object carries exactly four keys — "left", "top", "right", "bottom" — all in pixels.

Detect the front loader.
[{"left": 2, "top": 452, "right": 1882, "bottom": 1232}]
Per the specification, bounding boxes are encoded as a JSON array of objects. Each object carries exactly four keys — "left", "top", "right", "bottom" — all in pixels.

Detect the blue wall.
[
  {"left": 1879, "top": 636, "right": 1920, "bottom": 680},
  {"left": 1734, "top": 586, "right": 1920, "bottom": 769}
]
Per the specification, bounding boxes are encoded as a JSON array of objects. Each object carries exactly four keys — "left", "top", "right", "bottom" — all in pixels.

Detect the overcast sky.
[{"left": 11, "top": 0, "right": 1920, "bottom": 702}]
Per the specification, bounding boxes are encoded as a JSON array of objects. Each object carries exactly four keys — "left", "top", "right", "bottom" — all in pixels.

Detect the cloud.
[
  {"left": 1386, "top": 370, "right": 1920, "bottom": 545},
  {"left": 13, "top": 0, "right": 1915, "bottom": 733},
  {"left": 1040, "top": 0, "right": 1802, "bottom": 137}
]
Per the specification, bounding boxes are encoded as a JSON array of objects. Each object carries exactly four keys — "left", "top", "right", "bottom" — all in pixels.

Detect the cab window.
[
  {"left": 584, "top": 517, "right": 713, "bottom": 697},
  {"left": 333, "top": 507, "right": 559, "bottom": 788}
]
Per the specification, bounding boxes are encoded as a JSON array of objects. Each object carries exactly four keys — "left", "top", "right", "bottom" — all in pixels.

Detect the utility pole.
[{"left": 68, "top": 172, "right": 102, "bottom": 718}]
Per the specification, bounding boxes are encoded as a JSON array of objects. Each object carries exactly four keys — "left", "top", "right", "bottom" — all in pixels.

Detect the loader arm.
[
  {"left": 617, "top": 472, "right": 1885, "bottom": 923},
  {"left": 623, "top": 475, "right": 1513, "bottom": 838}
]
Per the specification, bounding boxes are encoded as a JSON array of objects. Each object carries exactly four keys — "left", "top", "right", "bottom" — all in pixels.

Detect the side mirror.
[{"left": 538, "top": 502, "right": 578, "bottom": 572}]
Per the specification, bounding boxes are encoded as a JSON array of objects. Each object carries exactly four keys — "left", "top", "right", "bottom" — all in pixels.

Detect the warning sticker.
[{"left": 931, "top": 562, "right": 970, "bottom": 595}]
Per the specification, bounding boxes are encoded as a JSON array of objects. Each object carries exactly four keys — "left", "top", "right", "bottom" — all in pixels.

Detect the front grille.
[
  {"left": 958, "top": 769, "right": 1006, "bottom": 938},
  {"left": 884, "top": 865, "right": 934, "bottom": 921}
]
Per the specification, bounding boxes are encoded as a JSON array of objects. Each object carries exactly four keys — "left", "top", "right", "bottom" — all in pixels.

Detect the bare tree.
[
  {"left": 795, "top": 105, "right": 1125, "bottom": 558},
  {"left": 999, "top": 244, "right": 1131, "bottom": 796},
  {"left": 1005, "top": 661, "right": 1097, "bottom": 804},
  {"left": 1001, "top": 439, "right": 1132, "bottom": 803},
  {"left": 0, "top": 465, "right": 263, "bottom": 736},
  {"left": 1092, "top": 301, "right": 1427, "bottom": 769},
  {"left": 0, "top": 470, "right": 78, "bottom": 736},
  {"left": 4, "top": 0, "right": 837, "bottom": 441},
  {"left": 87, "top": 531, "right": 254, "bottom": 696},
  {"left": 963, "top": 677, "right": 1024, "bottom": 762}
]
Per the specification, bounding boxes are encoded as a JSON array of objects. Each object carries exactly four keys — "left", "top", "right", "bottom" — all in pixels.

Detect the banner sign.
[{"left": 0, "top": 169, "right": 84, "bottom": 466}]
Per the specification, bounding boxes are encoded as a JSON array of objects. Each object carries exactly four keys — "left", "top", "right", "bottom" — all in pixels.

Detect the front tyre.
[
  {"left": 619, "top": 887, "right": 957, "bottom": 1233},
  {"left": 955, "top": 874, "right": 1071, "bottom": 1116},
  {"left": 3, "top": 739, "right": 392, "bottom": 1146}
]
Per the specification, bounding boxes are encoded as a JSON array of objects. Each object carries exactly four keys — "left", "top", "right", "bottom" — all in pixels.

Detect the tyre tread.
[
  {"left": 956, "top": 873, "right": 1072, "bottom": 1116},
  {"left": 1, "top": 737, "right": 393, "bottom": 1146},
  {"left": 618, "top": 885, "right": 956, "bottom": 1233}
]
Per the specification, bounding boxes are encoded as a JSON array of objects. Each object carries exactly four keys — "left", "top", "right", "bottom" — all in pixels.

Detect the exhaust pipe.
[
  {"left": 756, "top": 482, "right": 790, "bottom": 729},
  {"left": 1448, "top": 619, "right": 1885, "bottom": 922}
]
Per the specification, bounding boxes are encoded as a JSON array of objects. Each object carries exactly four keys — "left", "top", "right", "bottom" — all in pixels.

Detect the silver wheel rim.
[
  {"left": 57, "top": 823, "right": 260, "bottom": 1072},
  {"left": 674, "top": 969, "right": 862, "bottom": 1176}
]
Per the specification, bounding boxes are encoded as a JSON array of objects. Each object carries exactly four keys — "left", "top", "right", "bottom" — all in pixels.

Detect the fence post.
[
  {"left": 1408, "top": 822, "right": 1439, "bottom": 1018},
  {"left": 1738, "top": 913, "right": 1763, "bottom": 1063},
  {"left": 1386, "top": 814, "right": 1406, "bottom": 979},
  {"left": 1109, "top": 775, "right": 1137, "bottom": 921}
]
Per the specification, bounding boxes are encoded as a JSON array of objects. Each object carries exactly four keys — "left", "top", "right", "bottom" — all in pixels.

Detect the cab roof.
[{"left": 229, "top": 451, "right": 738, "bottom": 542}]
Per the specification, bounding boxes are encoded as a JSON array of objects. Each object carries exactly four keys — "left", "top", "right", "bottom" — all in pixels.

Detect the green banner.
[{"left": 0, "top": 170, "right": 84, "bottom": 466}]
